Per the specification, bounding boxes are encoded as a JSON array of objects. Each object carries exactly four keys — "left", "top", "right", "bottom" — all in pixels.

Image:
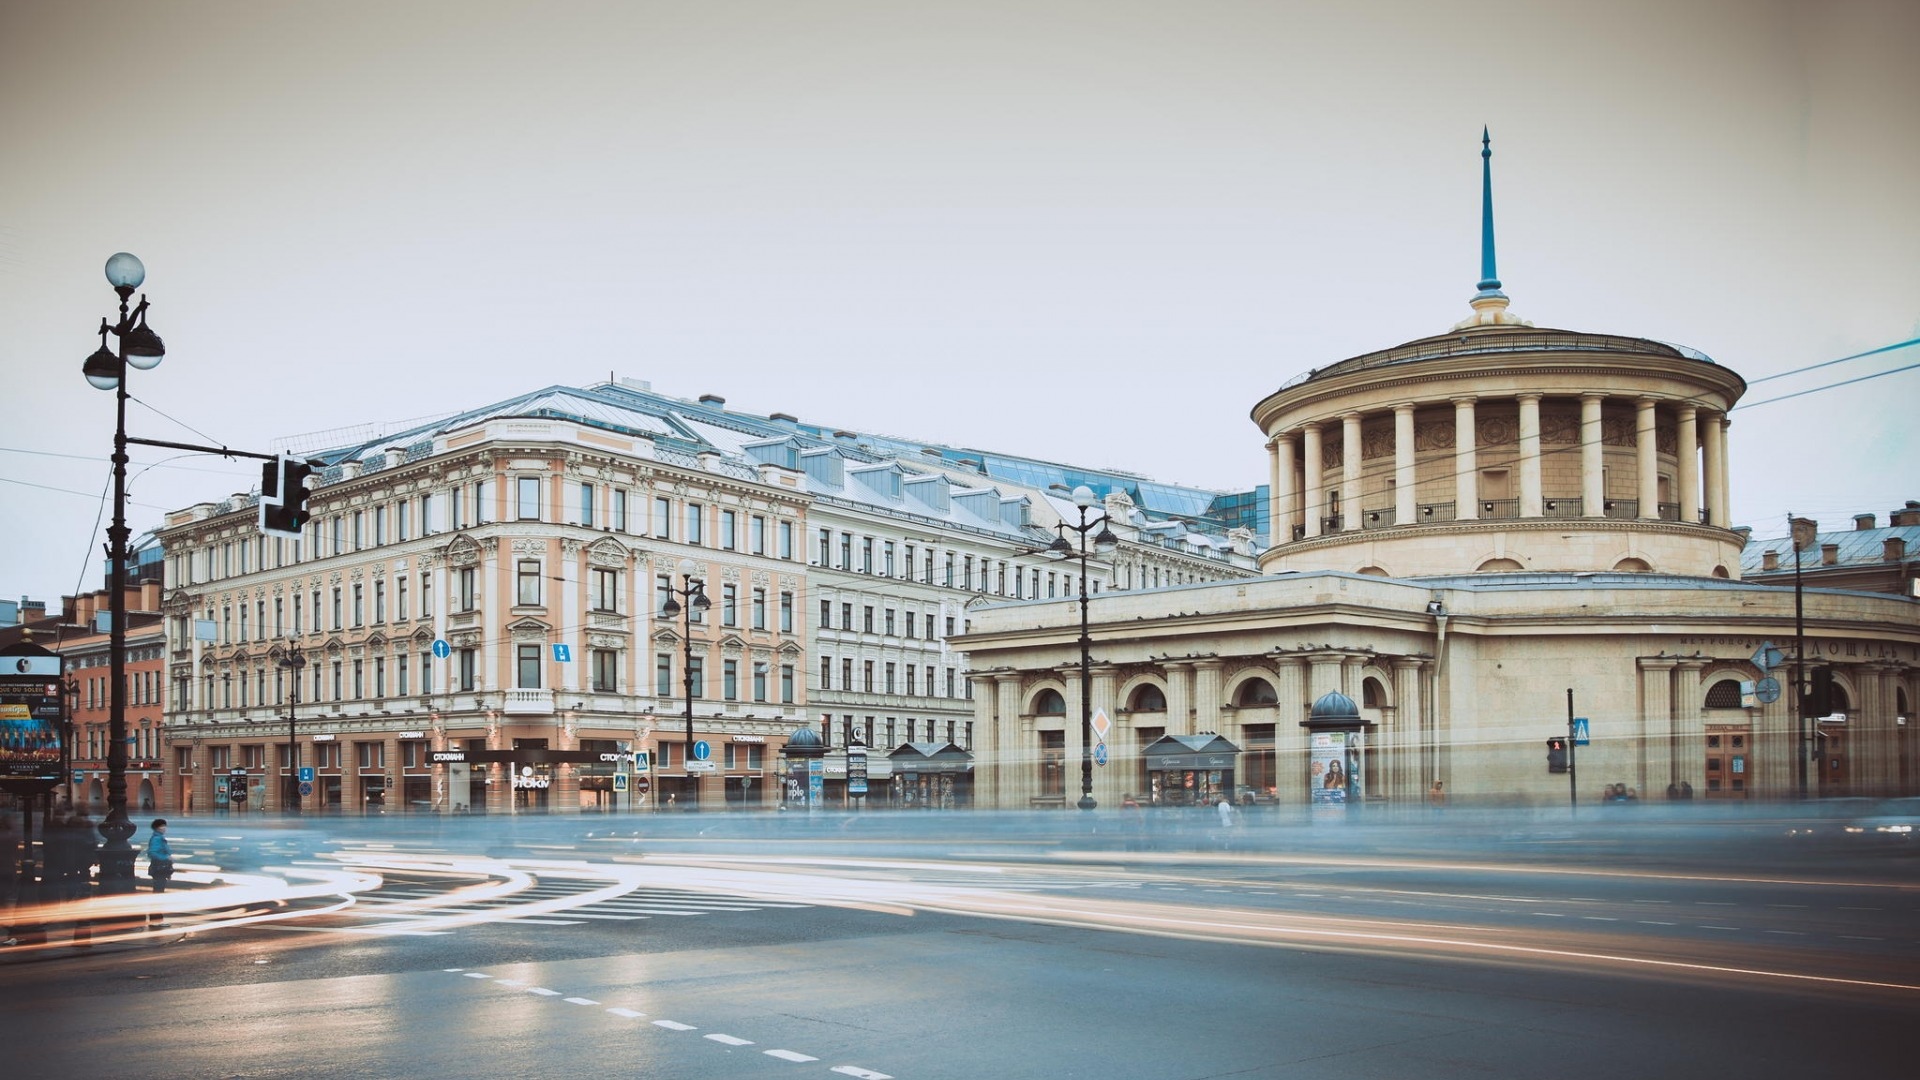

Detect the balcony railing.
[
  {"left": 1540, "top": 498, "right": 1584, "bottom": 519},
  {"left": 503, "top": 688, "right": 555, "bottom": 715}
]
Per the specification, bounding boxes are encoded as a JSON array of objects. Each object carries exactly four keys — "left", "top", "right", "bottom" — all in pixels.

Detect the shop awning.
[
  {"left": 1141, "top": 733, "right": 1241, "bottom": 771},
  {"left": 886, "top": 741, "right": 974, "bottom": 775}
]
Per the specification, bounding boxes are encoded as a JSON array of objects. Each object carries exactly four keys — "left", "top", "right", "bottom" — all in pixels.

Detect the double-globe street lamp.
[
  {"left": 658, "top": 558, "right": 709, "bottom": 810},
  {"left": 1044, "top": 486, "right": 1117, "bottom": 811},
  {"left": 80, "top": 252, "right": 166, "bottom": 892}
]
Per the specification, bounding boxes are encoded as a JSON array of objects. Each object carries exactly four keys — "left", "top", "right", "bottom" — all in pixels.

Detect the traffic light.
[
  {"left": 1804, "top": 665, "right": 1834, "bottom": 718},
  {"left": 259, "top": 455, "right": 314, "bottom": 538},
  {"left": 1546, "top": 737, "right": 1569, "bottom": 773}
]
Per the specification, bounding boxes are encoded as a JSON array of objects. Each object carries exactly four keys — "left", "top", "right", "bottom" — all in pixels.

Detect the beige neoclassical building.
[{"left": 960, "top": 144, "right": 1918, "bottom": 809}]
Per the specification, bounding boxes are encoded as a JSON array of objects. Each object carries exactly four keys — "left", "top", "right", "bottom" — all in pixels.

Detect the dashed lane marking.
[
  {"left": 765, "top": 1050, "right": 817, "bottom": 1063},
  {"left": 607, "top": 1008, "right": 646, "bottom": 1019},
  {"left": 565, "top": 997, "right": 600, "bottom": 1005},
  {"left": 705, "top": 1034, "right": 753, "bottom": 1046},
  {"left": 830, "top": 1067, "right": 894, "bottom": 1079},
  {"left": 527, "top": 987, "right": 561, "bottom": 996},
  {"left": 653, "top": 1020, "right": 697, "bottom": 1031}
]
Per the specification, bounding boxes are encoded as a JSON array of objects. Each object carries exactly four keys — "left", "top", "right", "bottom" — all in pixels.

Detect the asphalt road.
[{"left": 3, "top": 808, "right": 1914, "bottom": 1079}]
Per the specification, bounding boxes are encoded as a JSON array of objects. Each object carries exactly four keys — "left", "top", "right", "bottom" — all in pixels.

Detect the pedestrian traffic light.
[
  {"left": 1546, "top": 737, "right": 1569, "bottom": 773},
  {"left": 259, "top": 455, "right": 314, "bottom": 538}
]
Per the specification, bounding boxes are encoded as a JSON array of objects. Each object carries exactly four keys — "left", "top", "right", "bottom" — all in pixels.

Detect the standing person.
[
  {"left": 146, "top": 819, "right": 175, "bottom": 930},
  {"left": 1428, "top": 780, "right": 1446, "bottom": 810},
  {"left": 58, "top": 813, "right": 99, "bottom": 946}
]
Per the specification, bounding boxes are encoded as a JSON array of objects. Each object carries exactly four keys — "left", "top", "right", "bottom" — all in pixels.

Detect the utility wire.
[
  {"left": 1744, "top": 336, "right": 1920, "bottom": 385},
  {"left": 1732, "top": 362, "right": 1920, "bottom": 411}
]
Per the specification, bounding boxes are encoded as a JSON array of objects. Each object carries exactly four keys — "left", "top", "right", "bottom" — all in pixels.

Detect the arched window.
[
  {"left": 1128, "top": 684, "right": 1167, "bottom": 712},
  {"left": 1033, "top": 689, "right": 1066, "bottom": 715},
  {"left": 1703, "top": 680, "right": 1743, "bottom": 709},
  {"left": 1361, "top": 677, "right": 1386, "bottom": 708},
  {"left": 1613, "top": 557, "right": 1652, "bottom": 572},
  {"left": 1235, "top": 678, "right": 1277, "bottom": 706},
  {"left": 1476, "top": 557, "right": 1524, "bottom": 572},
  {"left": 1357, "top": 565, "right": 1389, "bottom": 577}
]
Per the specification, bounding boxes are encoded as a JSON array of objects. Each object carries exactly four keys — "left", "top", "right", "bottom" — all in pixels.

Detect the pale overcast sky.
[{"left": 3, "top": 1, "right": 1915, "bottom": 604}]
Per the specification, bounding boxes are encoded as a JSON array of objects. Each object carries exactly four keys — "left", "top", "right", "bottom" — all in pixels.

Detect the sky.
[{"left": 3, "top": 1, "right": 1916, "bottom": 606}]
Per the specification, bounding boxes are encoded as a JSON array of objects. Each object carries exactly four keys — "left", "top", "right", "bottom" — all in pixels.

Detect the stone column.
[
  {"left": 1272, "top": 656, "right": 1309, "bottom": 809},
  {"left": 1164, "top": 663, "right": 1193, "bottom": 737},
  {"left": 1392, "top": 658, "right": 1425, "bottom": 801},
  {"left": 1702, "top": 414, "right": 1727, "bottom": 528},
  {"left": 1393, "top": 405, "right": 1416, "bottom": 527},
  {"left": 1671, "top": 660, "right": 1707, "bottom": 796},
  {"left": 1453, "top": 398, "right": 1478, "bottom": 520},
  {"left": 1272, "top": 433, "right": 1296, "bottom": 545},
  {"left": 1091, "top": 665, "right": 1121, "bottom": 806},
  {"left": 1636, "top": 398, "right": 1659, "bottom": 520},
  {"left": 1518, "top": 393, "right": 1543, "bottom": 518},
  {"left": 1676, "top": 405, "right": 1700, "bottom": 525},
  {"left": 991, "top": 673, "right": 1022, "bottom": 809},
  {"left": 1857, "top": 664, "right": 1896, "bottom": 797},
  {"left": 1580, "top": 394, "right": 1605, "bottom": 516},
  {"left": 1191, "top": 660, "right": 1223, "bottom": 735},
  {"left": 1302, "top": 424, "right": 1325, "bottom": 538},
  {"left": 1754, "top": 692, "right": 1796, "bottom": 799},
  {"left": 1638, "top": 658, "right": 1676, "bottom": 797},
  {"left": 383, "top": 733, "right": 404, "bottom": 815},
  {"left": 1341, "top": 413, "right": 1363, "bottom": 531},
  {"left": 1715, "top": 416, "right": 1734, "bottom": 530}
]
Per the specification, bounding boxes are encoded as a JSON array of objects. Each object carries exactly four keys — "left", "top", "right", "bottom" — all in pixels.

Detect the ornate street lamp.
[
  {"left": 658, "top": 557, "right": 709, "bottom": 809},
  {"left": 272, "top": 643, "right": 307, "bottom": 812},
  {"left": 81, "top": 252, "right": 166, "bottom": 893},
  {"left": 1044, "top": 486, "right": 1118, "bottom": 810}
]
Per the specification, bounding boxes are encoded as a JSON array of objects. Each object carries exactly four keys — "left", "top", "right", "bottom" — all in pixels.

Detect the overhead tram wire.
[{"left": 1743, "top": 336, "right": 1920, "bottom": 385}]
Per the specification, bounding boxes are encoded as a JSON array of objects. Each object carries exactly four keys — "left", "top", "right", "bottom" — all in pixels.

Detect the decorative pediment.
[
  {"left": 586, "top": 536, "right": 631, "bottom": 568},
  {"left": 364, "top": 633, "right": 389, "bottom": 650},
  {"left": 776, "top": 642, "right": 804, "bottom": 658},
  {"left": 410, "top": 626, "right": 437, "bottom": 644},
  {"left": 322, "top": 636, "right": 347, "bottom": 655},
  {"left": 444, "top": 533, "right": 482, "bottom": 569},
  {"left": 507, "top": 616, "right": 551, "bottom": 642}
]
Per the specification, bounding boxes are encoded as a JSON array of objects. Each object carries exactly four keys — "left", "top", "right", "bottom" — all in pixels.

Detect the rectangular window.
[
  {"left": 332, "top": 588, "right": 343, "bottom": 630},
  {"left": 752, "top": 661, "right": 768, "bottom": 702},
  {"left": 722, "top": 659, "right": 738, "bottom": 701},
  {"left": 398, "top": 655, "right": 410, "bottom": 697},
  {"left": 884, "top": 662, "right": 896, "bottom": 694},
  {"left": 592, "top": 568, "right": 619, "bottom": 613},
  {"left": 688, "top": 656, "right": 704, "bottom": 699},
  {"left": 819, "top": 599, "right": 832, "bottom": 629},
  {"left": 750, "top": 515, "right": 766, "bottom": 555},
  {"left": 721, "top": 584, "right": 738, "bottom": 627},
  {"left": 944, "top": 616, "right": 955, "bottom": 637},
  {"left": 884, "top": 608, "right": 895, "bottom": 636},
  {"left": 839, "top": 533, "right": 852, "bottom": 569},
  {"left": 397, "top": 499, "right": 410, "bottom": 542},
  {"left": 863, "top": 606, "right": 874, "bottom": 633},
  {"left": 779, "top": 521, "right": 794, "bottom": 559},
  {"left": 422, "top": 575, "right": 433, "bottom": 619},
  {"left": 352, "top": 659, "right": 365, "bottom": 699},
  {"left": 579, "top": 481, "right": 595, "bottom": 527},
  {"left": 817, "top": 527, "right": 831, "bottom": 566},
  {"left": 720, "top": 509, "right": 737, "bottom": 550},
  {"left": 905, "top": 544, "right": 916, "bottom": 580},
  {"left": 907, "top": 666, "right": 917, "bottom": 696},
  {"left": 421, "top": 651, "right": 433, "bottom": 694},
  {"left": 655, "top": 574, "right": 672, "bottom": 615},
  {"left": 517, "top": 644, "right": 542, "bottom": 688},
  {"left": 374, "top": 505, "right": 387, "bottom": 546},
  {"left": 686, "top": 503, "right": 704, "bottom": 545},
  {"left": 458, "top": 649, "right": 476, "bottom": 691},
  {"left": 751, "top": 588, "right": 767, "bottom": 630},
  {"left": 374, "top": 657, "right": 386, "bottom": 698},
  {"left": 841, "top": 602, "right": 853, "bottom": 630},
  {"left": 818, "top": 656, "right": 832, "bottom": 691},
  {"left": 353, "top": 511, "right": 364, "bottom": 551},
  {"left": 518, "top": 560, "right": 541, "bottom": 606},
  {"left": 861, "top": 537, "right": 874, "bottom": 573},
  {"left": 883, "top": 541, "right": 896, "bottom": 577},
  {"left": 293, "top": 593, "right": 303, "bottom": 634},
  {"left": 654, "top": 496, "right": 672, "bottom": 540},
  {"left": 373, "top": 580, "right": 386, "bottom": 623},
  {"left": 781, "top": 663, "right": 795, "bottom": 703},
  {"left": 592, "top": 649, "right": 617, "bottom": 692},
  {"left": 863, "top": 660, "right": 875, "bottom": 692},
  {"left": 352, "top": 584, "right": 364, "bottom": 627},
  {"left": 397, "top": 577, "right": 409, "bottom": 621},
  {"left": 517, "top": 476, "right": 541, "bottom": 521},
  {"left": 458, "top": 568, "right": 476, "bottom": 612},
  {"left": 656, "top": 654, "right": 672, "bottom": 697},
  {"left": 905, "top": 611, "right": 917, "bottom": 639},
  {"left": 779, "top": 592, "right": 794, "bottom": 633},
  {"left": 613, "top": 489, "right": 628, "bottom": 532},
  {"left": 945, "top": 553, "right": 955, "bottom": 587},
  {"left": 451, "top": 486, "right": 465, "bottom": 529}
]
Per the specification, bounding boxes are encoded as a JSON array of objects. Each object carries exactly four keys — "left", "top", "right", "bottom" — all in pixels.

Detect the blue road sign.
[
  {"left": 1572, "top": 717, "right": 1591, "bottom": 747},
  {"left": 551, "top": 644, "right": 572, "bottom": 662},
  {"left": 299, "top": 766, "right": 315, "bottom": 783},
  {"left": 1094, "top": 743, "right": 1109, "bottom": 767},
  {"left": 692, "top": 740, "right": 711, "bottom": 761},
  {"left": 431, "top": 639, "right": 451, "bottom": 659},
  {"left": 634, "top": 751, "right": 650, "bottom": 772}
]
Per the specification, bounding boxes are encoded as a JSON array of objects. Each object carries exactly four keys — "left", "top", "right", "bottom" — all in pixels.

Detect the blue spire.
[{"left": 1476, "top": 126, "right": 1505, "bottom": 299}]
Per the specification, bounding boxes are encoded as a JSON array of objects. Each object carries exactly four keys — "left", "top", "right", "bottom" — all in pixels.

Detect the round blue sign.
[
  {"left": 1094, "top": 743, "right": 1109, "bottom": 767},
  {"left": 692, "top": 740, "right": 711, "bottom": 761},
  {"left": 431, "top": 639, "right": 451, "bottom": 659}
]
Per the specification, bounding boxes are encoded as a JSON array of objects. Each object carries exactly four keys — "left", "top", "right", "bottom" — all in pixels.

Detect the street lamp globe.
[
  {"left": 1071, "top": 485, "right": 1096, "bottom": 508},
  {"left": 83, "top": 334, "right": 122, "bottom": 390},
  {"left": 678, "top": 557, "right": 697, "bottom": 577},
  {"left": 104, "top": 252, "right": 145, "bottom": 290}
]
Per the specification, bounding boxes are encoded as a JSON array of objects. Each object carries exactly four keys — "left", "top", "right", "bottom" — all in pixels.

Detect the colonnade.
[{"left": 1265, "top": 395, "right": 1732, "bottom": 543}]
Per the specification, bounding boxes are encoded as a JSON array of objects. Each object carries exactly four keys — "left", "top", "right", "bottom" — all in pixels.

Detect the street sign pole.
[{"left": 1565, "top": 688, "right": 1578, "bottom": 814}]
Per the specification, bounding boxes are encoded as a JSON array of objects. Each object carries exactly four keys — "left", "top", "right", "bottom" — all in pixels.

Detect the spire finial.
[
  {"left": 1453, "top": 127, "right": 1529, "bottom": 330},
  {"left": 1477, "top": 126, "right": 1502, "bottom": 297}
]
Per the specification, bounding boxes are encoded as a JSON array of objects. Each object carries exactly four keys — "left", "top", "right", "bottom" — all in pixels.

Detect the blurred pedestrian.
[
  {"left": 1680, "top": 780, "right": 1694, "bottom": 800},
  {"left": 146, "top": 818, "right": 175, "bottom": 916},
  {"left": 1428, "top": 780, "right": 1446, "bottom": 810},
  {"left": 56, "top": 813, "right": 99, "bottom": 946}
]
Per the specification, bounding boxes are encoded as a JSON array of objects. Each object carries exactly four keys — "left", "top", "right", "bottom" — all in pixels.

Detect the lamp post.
[
  {"left": 273, "top": 643, "right": 307, "bottom": 813},
  {"left": 1044, "top": 486, "right": 1117, "bottom": 811},
  {"left": 81, "top": 252, "right": 166, "bottom": 893},
  {"left": 658, "top": 557, "right": 709, "bottom": 810}
]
